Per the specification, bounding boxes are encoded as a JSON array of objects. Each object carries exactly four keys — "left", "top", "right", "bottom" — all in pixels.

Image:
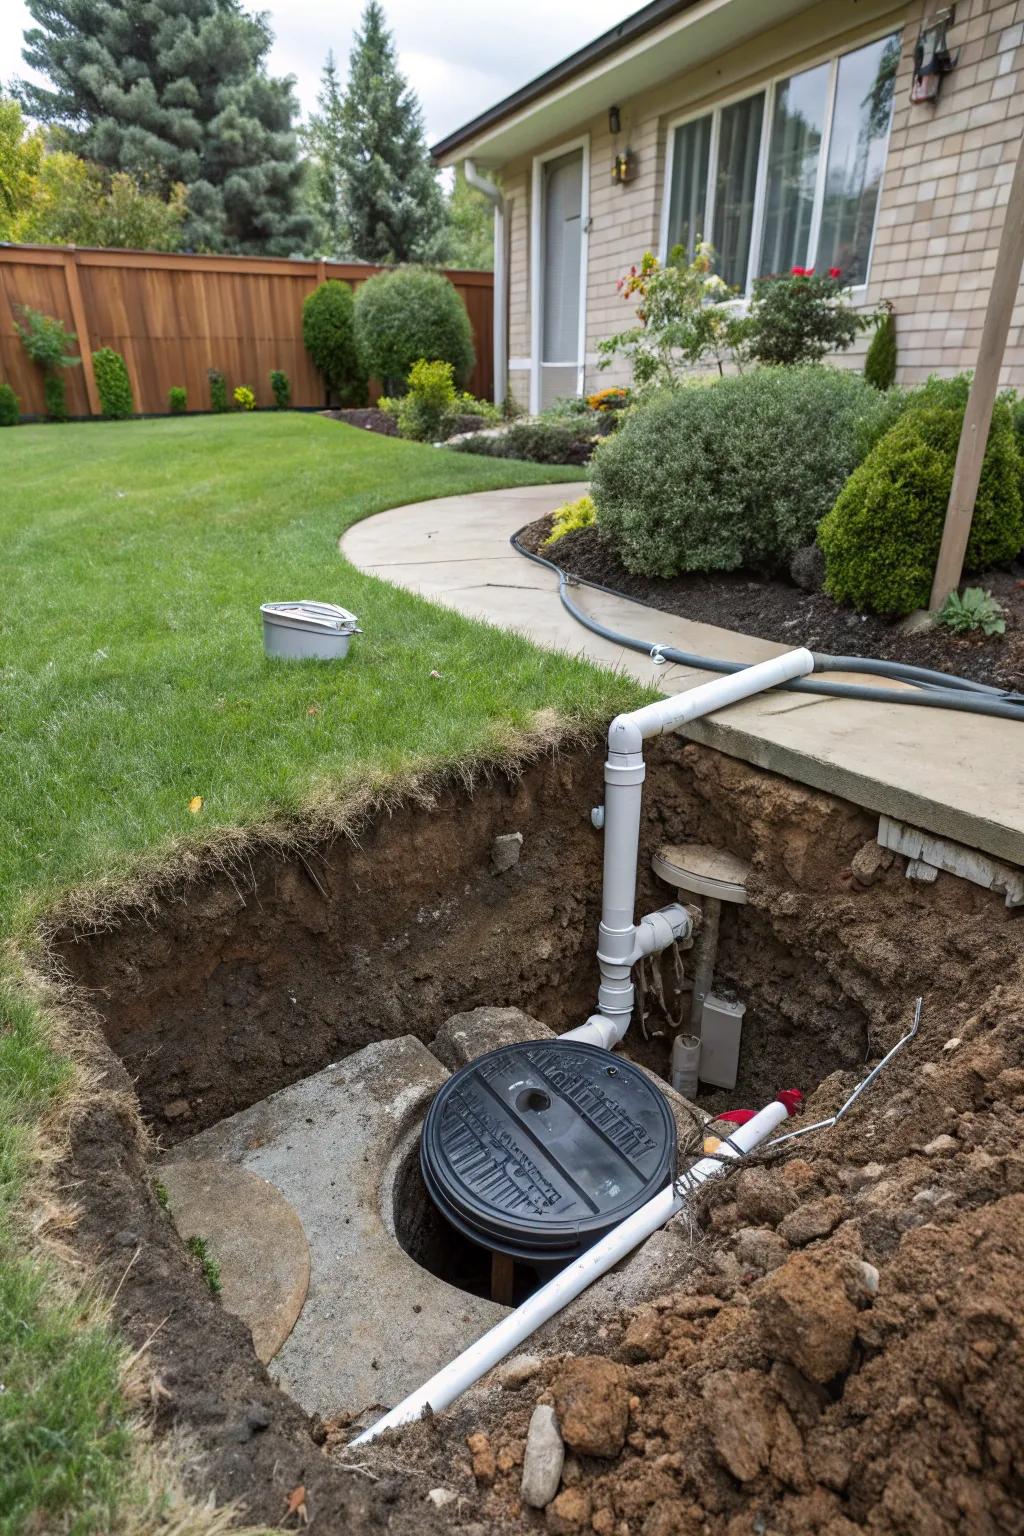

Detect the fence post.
[{"left": 63, "top": 249, "right": 101, "bottom": 417}]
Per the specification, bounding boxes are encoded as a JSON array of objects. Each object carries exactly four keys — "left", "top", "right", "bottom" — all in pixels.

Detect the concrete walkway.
[{"left": 342, "top": 483, "right": 1024, "bottom": 867}]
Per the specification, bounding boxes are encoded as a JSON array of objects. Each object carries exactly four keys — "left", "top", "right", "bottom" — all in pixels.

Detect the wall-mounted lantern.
[
  {"left": 608, "top": 104, "right": 621, "bottom": 136},
  {"left": 911, "top": 7, "right": 958, "bottom": 104},
  {"left": 612, "top": 150, "right": 637, "bottom": 185}
]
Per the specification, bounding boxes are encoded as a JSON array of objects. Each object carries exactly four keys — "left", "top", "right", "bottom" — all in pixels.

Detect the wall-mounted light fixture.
[
  {"left": 911, "top": 7, "right": 958, "bottom": 104},
  {"left": 608, "top": 104, "right": 621, "bottom": 136},
  {"left": 612, "top": 151, "right": 636, "bottom": 185}
]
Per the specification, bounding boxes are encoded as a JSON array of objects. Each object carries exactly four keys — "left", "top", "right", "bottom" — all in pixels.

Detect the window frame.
[{"left": 658, "top": 26, "right": 900, "bottom": 298}]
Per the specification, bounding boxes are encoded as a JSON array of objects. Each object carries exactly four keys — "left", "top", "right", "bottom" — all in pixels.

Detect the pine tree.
[
  {"left": 304, "top": 52, "right": 347, "bottom": 254},
  {"left": 339, "top": 1, "right": 444, "bottom": 264},
  {"left": 15, "top": 0, "right": 312, "bottom": 255}
]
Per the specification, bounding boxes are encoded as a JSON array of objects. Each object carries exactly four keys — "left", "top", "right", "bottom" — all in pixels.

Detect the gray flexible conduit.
[{"left": 511, "top": 529, "right": 1024, "bottom": 724}]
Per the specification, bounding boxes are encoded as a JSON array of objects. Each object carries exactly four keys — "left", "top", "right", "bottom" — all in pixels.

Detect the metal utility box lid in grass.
[
  {"left": 420, "top": 1040, "right": 676, "bottom": 1265},
  {"left": 261, "top": 600, "right": 361, "bottom": 661}
]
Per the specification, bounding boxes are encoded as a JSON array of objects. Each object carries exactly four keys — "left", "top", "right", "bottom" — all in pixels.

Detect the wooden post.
[
  {"left": 929, "top": 132, "right": 1024, "bottom": 611},
  {"left": 63, "top": 248, "right": 101, "bottom": 417}
]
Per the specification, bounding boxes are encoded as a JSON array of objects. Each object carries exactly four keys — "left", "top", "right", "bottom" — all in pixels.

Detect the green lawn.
[{"left": 0, "top": 411, "right": 643, "bottom": 1533}]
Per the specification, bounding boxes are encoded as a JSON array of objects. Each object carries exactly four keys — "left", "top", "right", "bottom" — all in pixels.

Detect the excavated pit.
[{"left": 54, "top": 737, "right": 1024, "bottom": 1532}]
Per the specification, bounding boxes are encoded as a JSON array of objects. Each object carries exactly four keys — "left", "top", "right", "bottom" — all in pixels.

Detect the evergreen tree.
[
  {"left": 304, "top": 51, "right": 346, "bottom": 254},
  {"left": 15, "top": 0, "right": 312, "bottom": 255},
  {"left": 339, "top": 1, "right": 444, "bottom": 263}
]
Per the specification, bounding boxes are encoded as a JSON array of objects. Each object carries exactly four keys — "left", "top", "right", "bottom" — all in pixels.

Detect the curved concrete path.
[{"left": 342, "top": 483, "right": 1024, "bottom": 867}]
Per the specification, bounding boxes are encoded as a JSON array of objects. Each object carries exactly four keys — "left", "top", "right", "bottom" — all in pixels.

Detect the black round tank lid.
[{"left": 420, "top": 1039, "right": 677, "bottom": 1265}]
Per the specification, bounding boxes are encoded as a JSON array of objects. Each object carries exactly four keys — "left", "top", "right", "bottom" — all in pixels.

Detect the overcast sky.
[{"left": 2, "top": 0, "right": 632, "bottom": 146}]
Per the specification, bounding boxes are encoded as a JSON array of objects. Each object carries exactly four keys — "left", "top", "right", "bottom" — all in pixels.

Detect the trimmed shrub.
[
  {"left": 44, "top": 374, "right": 68, "bottom": 422},
  {"left": 208, "top": 369, "right": 228, "bottom": 413},
  {"left": 394, "top": 359, "right": 456, "bottom": 441},
  {"left": 302, "top": 280, "right": 365, "bottom": 405},
  {"left": 591, "top": 367, "right": 891, "bottom": 577},
  {"left": 92, "top": 348, "right": 134, "bottom": 419},
  {"left": 818, "top": 402, "right": 1024, "bottom": 616},
  {"left": 0, "top": 383, "right": 19, "bottom": 426},
  {"left": 451, "top": 419, "right": 598, "bottom": 466},
  {"left": 270, "top": 369, "right": 291, "bottom": 409},
  {"left": 864, "top": 307, "right": 897, "bottom": 390},
  {"left": 168, "top": 386, "right": 187, "bottom": 414},
  {"left": 354, "top": 268, "right": 475, "bottom": 391},
  {"left": 233, "top": 385, "right": 256, "bottom": 411}
]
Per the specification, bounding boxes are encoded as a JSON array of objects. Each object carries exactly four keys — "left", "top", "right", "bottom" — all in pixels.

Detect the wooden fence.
[{"left": 0, "top": 244, "right": 494, "bottom": 417}]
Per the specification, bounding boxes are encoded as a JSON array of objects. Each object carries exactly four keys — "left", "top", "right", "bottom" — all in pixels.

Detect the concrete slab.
[
  {"left": 341, "top": 484, "right": 1024, "bottom": 868},
  {"left": 170, "top": 1036, "right": 506, "bottom": 1424}
]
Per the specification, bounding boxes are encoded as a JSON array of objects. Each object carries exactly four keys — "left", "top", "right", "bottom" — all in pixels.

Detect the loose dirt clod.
[{"left": 552, "top": 1358, "right": 630, "bottom": 1458}]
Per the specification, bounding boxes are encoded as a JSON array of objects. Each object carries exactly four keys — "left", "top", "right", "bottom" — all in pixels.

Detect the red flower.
[
  {"left": 790, "top": 266, "right": 806, "bottom": 276},
  {"left": 828, "top": 266, "right": 841, "bottom": 279}
]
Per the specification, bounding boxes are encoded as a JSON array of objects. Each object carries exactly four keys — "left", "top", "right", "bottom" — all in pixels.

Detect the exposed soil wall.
[{"left": 53, "top": 737, "right": 1024, "bottom": 1531}]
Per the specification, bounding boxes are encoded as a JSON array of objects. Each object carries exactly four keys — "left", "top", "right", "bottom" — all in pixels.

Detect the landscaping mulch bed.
[
  {"left": 519, "top": 515, "right": 1024, "bottom": 692},
  {"left": 322, "top": 406, "right": 398, "bottom": 435}
]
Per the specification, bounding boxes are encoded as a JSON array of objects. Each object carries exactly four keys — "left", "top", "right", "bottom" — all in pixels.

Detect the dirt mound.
[{"left": 392, "top": 986, "right": 1024, "bottom": 1535}]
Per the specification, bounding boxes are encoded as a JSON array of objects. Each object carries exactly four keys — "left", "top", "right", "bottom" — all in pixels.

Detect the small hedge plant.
[
  {"left": 270, "top": 369, "right": 291, "bottom": 409},
  {"left": 44, "top": 375, "right": 68, "bottom": 422},
  {"left": 208, "top": 369, "right": 228, "bottom": 413},
  {"left": 302, "top": 280, "right": 365, "bottom": 406},
  {"left": 544, "top": 495, "right": 596, "bottom": 547},
  {"left": 451, "top": 418, "right": 598, "bottom": 466},
  {"left": 865, "top": 305, "right": 897, "bottom": 390},
  {"left": 168, "top": 386, "right": 187, "bottom": 414},
  {"left": 745, "top": 268, "right": 868, "bottom": 367},
  {"left": 818, "top": 402, "right": 1024, "bottom": 616},
  {"left": 591, "top": 366, "right": 891, "bottom": 577},
  {"left": 354, "top": 268, "right": 475, "bottom": 392},
  {"left": 0, "top": 383, "right": 19, "bottom": 426},
  {"left": 233, "top": 385, "right": 256, "bottom": 411},
  {"left": 92, "top": 348, "right": 133, "bottom": 419}
]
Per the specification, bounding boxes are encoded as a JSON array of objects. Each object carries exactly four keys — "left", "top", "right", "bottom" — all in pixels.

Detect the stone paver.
[{"left": 341, "top": 483, "right": 1024, "bottom": 866}]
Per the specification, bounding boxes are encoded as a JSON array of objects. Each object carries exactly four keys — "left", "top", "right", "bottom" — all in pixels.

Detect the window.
[{"left": 664, "top": 31, "right": 900, "bottom": 292}]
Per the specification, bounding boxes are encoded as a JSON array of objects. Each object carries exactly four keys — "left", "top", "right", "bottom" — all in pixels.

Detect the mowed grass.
[
  {"left": 0, "top": 412, "right": 639, "bottom": 938},
  {"left": 0, "top": 411, "right": 644, "bottom": 1533}
]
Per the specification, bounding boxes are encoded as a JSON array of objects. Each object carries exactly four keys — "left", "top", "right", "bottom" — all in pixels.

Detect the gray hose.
[{"left": 511, "top": 531, "right": 1024, "bottom": 724}]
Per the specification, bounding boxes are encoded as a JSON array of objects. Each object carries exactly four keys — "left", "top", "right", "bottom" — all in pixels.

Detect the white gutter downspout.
[
  {"left": 464, "top": 159, "right": 506, "bottom": 408},
  {"left": 351, "top": 1093, "right": 795, "bottom": 1444},
  {"left": 563, "top": 649, "right": 815, "bottom": 1051}
]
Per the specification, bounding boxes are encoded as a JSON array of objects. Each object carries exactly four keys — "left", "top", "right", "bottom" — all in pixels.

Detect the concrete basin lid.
[
  {"left": 652, "top": 842, "right": 751, "bottom": 904},
  {"left": 159, "top": 1159, "right": 310, "bottom": 1364}
]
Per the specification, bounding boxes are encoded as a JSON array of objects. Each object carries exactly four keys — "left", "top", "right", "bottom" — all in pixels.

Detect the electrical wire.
[{"left": 511, "top": 530, "right": 1024, "bottom": 722}]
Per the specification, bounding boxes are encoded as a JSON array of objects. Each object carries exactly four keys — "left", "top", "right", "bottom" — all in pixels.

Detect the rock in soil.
[
  {"left": 521, "top": 1404, "right": 564, "bottom": 1509},
  {"left": 552, "top": 1357, "right": 629, "bottom": 1458}
]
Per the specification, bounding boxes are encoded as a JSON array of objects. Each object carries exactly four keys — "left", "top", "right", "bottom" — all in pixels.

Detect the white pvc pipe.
[
  {"left": 569, "top": 649, "right": 815, "bottom": 1048},
  {"left": 350, "top": 1095, "right": 793, "bottom": 1446}
]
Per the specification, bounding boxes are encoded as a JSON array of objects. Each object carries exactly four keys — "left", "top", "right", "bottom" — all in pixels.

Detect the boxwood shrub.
[
  {"left": 302, "top": 280, "right": 365, "bottom": 405},
  {"left": 354, "top": 268, "right": 475, "bottom": 391},
  {"left": 818, "top": 401, "right": 1024, "bottom": 616},
  {"left": 450, "top": 419, "right": 598, "bottom": 466},
  {"left": 591, "top": 367, "right": 890, "bottom": 577},
  {"left": 92, "top": 347, "right": 134, "bottom": 419},
  {"left": 0, "top": 383, "right": 19, "bottom": 426}
]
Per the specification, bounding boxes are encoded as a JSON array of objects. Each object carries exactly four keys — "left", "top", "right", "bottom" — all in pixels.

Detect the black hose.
[{"left": 511, "top": 529, "right": 1024, "bottom": 724}]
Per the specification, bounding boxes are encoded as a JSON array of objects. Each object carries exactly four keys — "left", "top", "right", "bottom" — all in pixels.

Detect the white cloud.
[{"left": 3, "top": 0, "right": 632, "bottom": 143}]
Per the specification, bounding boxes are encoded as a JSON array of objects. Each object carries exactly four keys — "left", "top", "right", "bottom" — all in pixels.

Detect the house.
[{"left": 432, "top": 0, "right": 1024, "bottom": 409}]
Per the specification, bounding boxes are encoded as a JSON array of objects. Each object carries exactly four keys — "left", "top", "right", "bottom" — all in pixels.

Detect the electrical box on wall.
[{"left": 911, "top": 6, "right": 958, "bottom": 104}]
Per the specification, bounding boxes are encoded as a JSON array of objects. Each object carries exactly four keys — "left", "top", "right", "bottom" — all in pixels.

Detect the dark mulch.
[
  {"left": 322, "top": 406, "right": 398, "bottom": 435},
  {"left": 518, "top": 515, "right": 1024, "bottom": 691}
]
